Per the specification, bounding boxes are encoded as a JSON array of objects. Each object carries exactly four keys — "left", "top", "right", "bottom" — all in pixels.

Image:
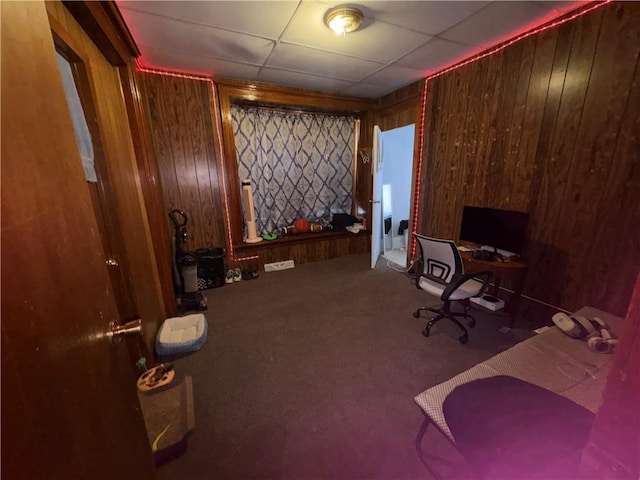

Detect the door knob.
[
  {"left": 105, "top": 258, "right": 119, "bottom": 267},
  {"left": 108, "top": 319, "right": 142, "bottom": 343},
  {"left": 369, "top": 200, "right": 381, "bottom": 204}
]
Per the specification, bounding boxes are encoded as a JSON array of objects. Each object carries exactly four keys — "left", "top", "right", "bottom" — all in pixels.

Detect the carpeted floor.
[{"left": 156, "top": 253, "right": 532, "bottom": 479}]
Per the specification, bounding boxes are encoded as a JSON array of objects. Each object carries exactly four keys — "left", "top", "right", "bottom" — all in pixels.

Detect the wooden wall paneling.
[
  {"left": 520, "top": 21, "right": 574, "bottom": 314},
  {"left": 485, "top": 40, "right": 531, "bottom": 300},
  {"left": 485, "top": 42, "right": 523, "bottom": 210},
  {"left": 207, "top": 79, "right": 234, "bottom": 261},
  {"left": 441, "top": 68, "right": 474, "bottom": 239},
  {"left": 503, "top": 38, "right": 536, "bottom": 211},
  {"left": 457, "top": 60, "right": 485, "bottom": 237},
  {"left": 448, "top": 65, "right": 477, "bottom": 236},
  {"left": 218, "top": 78, "right": 375, "bottom": 112},
  {"left": 215, "top": 82, "right": 244, "bottom": 246},
  {"left": 428, "top": 75, "right": 452, "bottom": 235},
  {"left": 421, "top": 77, "right": 442, "bottom": 235},
  {"left": 187, "top": 79, "right": 219, "bottom": 249},
  {"left": 376, "top": 80, "right": 422, "bottom": 116},
  {"left": 414, "top": 81, "right": 433, "bottom": 236},
  {"left": 432, "top": 70, "right": 456, "bottom": 237},
  {"left": 119, "top": 61, "right": 177, "bottom": 318},
  {"left": 557, "top": 2, "right": 640, "bottom": 314},
  {"left": 140, "top": 74, "right": 181, "bottom": 223},
  {"left": 508, "top": 30, "right": 560, "bottom": 321},
  {"left": 510, "top": 28, "right": 558, "bottom": 213},
  {"left": 169, "top": 78, "right": 201, "bottom": 248},
  {"left": 163, "top": 76, "right": 191, "bottom": 226},
  {"left": 453, "top": 65, "right": 479, "bottom": 237},
  {"left": 203, "top": 83, "right": 229, "bottom": 253},
  {"left": 478, "top": 50, "right": 507, "bottom": 209},
  {"left": 421, "top": 78, "right": 440, "bottom": 234},
  {"left": 502, "top": 39, "right": 535, "bottom": 210},
  {"left": 468, "top": 51, "right": 504, "bottom": 211},
  {"left": 417, "top": 2, "right": 639, "bottom": 317},
  {"left": 526, "top": 11, "right": 602, "bottom": 309},
  {"left": 139, "top": 73, "right": 228, "bottom": 255},
  {"left": 180, "top": 79, "right": 211, "bottom": 248},
  {"left": 584, "top": 51, "right": 640, "bottom": 316},
  {"left": 462, "top": 60, "right": 489, "bottom": 212}
]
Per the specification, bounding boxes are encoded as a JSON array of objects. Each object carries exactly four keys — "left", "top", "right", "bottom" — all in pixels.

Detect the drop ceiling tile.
[
  {"left": 138, "top": 45, "right": 261, "bottom": 79},
  {"left": 396, "top": 38, "right": 472, "bottom": 72},
  {"left": 256, "top": 68, "right": 354, "bottom": 94},
  {"left": 266, "top": 44, "right": 384, "bottom": 81},
  {"left": 120, "top": 9, "right": 274, "bottom": 64},
  {"left": 439, "top": 1, "right": 559, "bottom": 47},
  {"left": 362, "top": 65, "right": 425, "bottom": 87},
  {"left": 118, "top": 0, "right": 583, "bottom": 98},
  {"left": 119, "top": 1, "right": 298, "bottom": 39},
  {"left": 355, "top": 1, "right": 490, "bottom": 35},
  {"left": 341, "top": 82, "right": 397, "bottom": 99},
  {"left": 529, "top": 1, "right": 589, "bottom": 16},
  {"left": 282, "top": 1, "right": 431, "bottom": 63}
]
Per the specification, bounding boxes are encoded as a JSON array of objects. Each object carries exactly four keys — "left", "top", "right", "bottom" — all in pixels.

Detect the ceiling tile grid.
[{"left": 118, "top": 0, "right": 588, "bottom": 99}]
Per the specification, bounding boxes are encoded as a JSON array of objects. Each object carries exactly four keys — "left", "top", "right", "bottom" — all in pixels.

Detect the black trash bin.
[{"left": 194, "top": 247, "right": 226, "bottom": 290}]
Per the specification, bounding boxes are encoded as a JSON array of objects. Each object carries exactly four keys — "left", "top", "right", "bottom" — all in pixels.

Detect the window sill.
[{"left": 234, "top": 229, "right": 370, "bottom": 252}]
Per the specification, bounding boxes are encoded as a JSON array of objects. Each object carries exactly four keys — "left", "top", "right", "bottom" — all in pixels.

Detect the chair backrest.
[{"left": 414, "top": 234, "right": 463, "bottom": 284}]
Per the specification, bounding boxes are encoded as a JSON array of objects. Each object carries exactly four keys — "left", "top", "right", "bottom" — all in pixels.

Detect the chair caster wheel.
[
  {"left": 422, "top": 328, "right": 431, "bottom": 338},
  {"left": 467, "top": 318, "right": 476, "bottom": 328},
  {"left": 459, "top": 333, "right": 468, "bottom": 344},
  {"left": 413, "top": 311, "right": 421, "bottom": 318}
]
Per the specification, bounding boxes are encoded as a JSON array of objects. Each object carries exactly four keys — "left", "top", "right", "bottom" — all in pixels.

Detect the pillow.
[{"left": 443, "top": 375, "right": 594, "bottom": 479}]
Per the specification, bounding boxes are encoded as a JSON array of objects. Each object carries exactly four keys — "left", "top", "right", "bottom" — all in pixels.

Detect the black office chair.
[{"left": 412, "top": 234, "right": 492, "bottom": 344}]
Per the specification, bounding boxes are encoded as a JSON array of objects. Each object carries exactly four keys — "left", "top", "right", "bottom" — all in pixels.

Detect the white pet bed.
[{"left": 156, "top": 313, "right": 208, "bottom": 356}]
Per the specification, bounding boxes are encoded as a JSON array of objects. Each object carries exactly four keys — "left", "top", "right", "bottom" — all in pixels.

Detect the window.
[
  {"left": 231, "top": 105, "right": 356, "bottom": 234},
  {"left": 55, "top": 52, "right": 96, "bottom": 183}
]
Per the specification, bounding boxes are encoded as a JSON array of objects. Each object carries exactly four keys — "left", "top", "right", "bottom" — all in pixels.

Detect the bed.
[{"left": 414, "top": 306, "right": 623, "bottom": 478}]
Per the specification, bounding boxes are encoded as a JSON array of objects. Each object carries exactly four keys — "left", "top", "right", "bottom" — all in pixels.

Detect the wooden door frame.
[
  {"left": 51, "top": 17, "right": 139, "bottom": 320},
  {"left": 61, "top": 0, "right": 176, "bottom": 321}
]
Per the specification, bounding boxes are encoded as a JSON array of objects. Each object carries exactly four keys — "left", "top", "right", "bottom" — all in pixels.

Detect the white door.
[{"left": 371, "top": 125, "right": 384, "bottom": 268}]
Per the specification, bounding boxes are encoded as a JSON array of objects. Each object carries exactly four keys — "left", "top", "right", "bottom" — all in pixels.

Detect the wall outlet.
[{"left": 264, "top": 260, "right": 295, "bottom": 272}]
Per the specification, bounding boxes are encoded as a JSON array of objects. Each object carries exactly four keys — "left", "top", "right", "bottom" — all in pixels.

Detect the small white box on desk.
[{"left": 470, "top": 294, "right": 505, "bottom": 311}]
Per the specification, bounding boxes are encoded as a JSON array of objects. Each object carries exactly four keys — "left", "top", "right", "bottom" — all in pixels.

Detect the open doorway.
[{"left": 380, "top": 124, "right": 415, "bottom": 268}]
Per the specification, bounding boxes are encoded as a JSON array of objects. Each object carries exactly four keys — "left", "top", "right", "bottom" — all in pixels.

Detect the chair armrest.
[{"left": 442, "top": 270, "right": 492, "bottom": 300}]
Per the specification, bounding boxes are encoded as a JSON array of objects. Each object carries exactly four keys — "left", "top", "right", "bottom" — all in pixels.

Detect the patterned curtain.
[{"left": 231, "top": 105, "right": 354, "bottom": 234}]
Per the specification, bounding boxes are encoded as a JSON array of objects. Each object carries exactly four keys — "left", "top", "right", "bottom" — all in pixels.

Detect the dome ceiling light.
[{"left": 324, "top": 6, "right": 364, "bottom": 36}]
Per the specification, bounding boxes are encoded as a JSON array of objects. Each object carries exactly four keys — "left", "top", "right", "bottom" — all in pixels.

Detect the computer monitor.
[{"left": 460, "top": 206, "right": 529, "bottom": 255}]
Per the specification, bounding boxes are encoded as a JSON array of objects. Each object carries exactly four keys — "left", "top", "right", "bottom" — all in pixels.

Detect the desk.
[{"left": 460, "top": 252, "right": 527, "bottom": 327}]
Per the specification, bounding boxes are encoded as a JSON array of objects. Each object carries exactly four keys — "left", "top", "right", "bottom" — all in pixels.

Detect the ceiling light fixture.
[{"left": 324, "top": 6, "right": 363, "bottom": 36}]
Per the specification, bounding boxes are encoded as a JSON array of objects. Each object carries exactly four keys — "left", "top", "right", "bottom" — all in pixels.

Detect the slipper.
[{"left": 241, "top": 269, "right": 259, "bottom": 280}]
